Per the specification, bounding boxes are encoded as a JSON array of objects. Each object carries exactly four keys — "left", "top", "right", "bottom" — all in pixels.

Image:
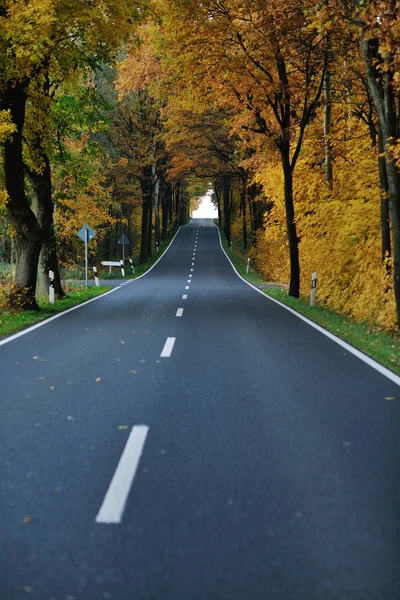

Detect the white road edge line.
[
  {"left": 176, "top": 308, "right": 184, "bottom": 317},
  {"left": 95, "top": 425, "right": 149, "bottom": 524},
  {"left": 213, "top": 222, "right": 400, "bottom": 387},
  {"left": 0, "top": 224, "right": 185, "bottom": 348},
  {"left": 161, "top": 336, "right": 176, "bottom": 357}
]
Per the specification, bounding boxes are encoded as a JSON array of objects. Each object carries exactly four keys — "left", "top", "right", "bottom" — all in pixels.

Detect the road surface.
[{"left": 1, "top": 219, "right": 400, "bottom": 599}]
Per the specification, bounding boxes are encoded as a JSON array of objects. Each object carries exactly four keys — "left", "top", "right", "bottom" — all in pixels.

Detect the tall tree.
[{"left": 0, "top": 0, "right": 138, "bottom": 308}]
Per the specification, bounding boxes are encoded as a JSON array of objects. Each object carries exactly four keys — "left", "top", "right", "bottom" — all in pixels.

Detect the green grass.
[
  {"left": 0, "top": 285, "right": 111, "bottom": 339},
  {"left": 0, "top": 233, "right": 176, "bottom": 340},
  {"left": 216, "top": 223, "right": 400, "bottom": 376},
  {"left": 62, "top": 234, "right": 177, "bottom": 282}
]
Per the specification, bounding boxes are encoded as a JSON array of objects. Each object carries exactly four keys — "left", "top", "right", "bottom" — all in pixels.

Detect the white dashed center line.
[
  {"left": 185, "top": 285, "right": 190, "bottom": 289},
  {"left": 161, "top": 337, "right": 176, "bottom": 357},
  {"left": 182, "top": 294, "right": 188, "bottom": 299},
  {"left": 176, "top": 308, "right": 184, "bottom": 317},
  {"left": 95, "top": 425, "right": 149, "bottom": 524},
  {"left": 190, "top": 269, "right": 194, "bottom": 272}
]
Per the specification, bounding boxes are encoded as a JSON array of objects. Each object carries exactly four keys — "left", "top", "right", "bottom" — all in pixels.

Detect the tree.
[
  {"left": 159, "top": 0, "right": 328, "bottom": 296},
  {"left": 0, "top": 0, "right": 138, "bottom": 309}
]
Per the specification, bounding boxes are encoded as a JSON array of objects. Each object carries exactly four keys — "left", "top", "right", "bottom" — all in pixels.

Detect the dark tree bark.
[
  {"left": 152, "top": 165, "right": 160, "bottom": 247},
  {"left": 27, "top": 154, "right": 65, "bottom": 299},
  {"left": 241, "top": 176, "right": 248, "bottom": 250},
  {"left": 139, "top": 167, "right": 153, "bottom": 263},
  {"left": 324, "top": 61, "right": 333, "bottom": 187},
  {"left": 161, "top": 182, "right": 172, "bottom": 240},
  {"left": 280, "top": 141, "right": 300, "bottom": 297},
  {"left": 147, "top": 197, "right": 153, "bottom": 259},
  {"left": 361, "top": 36, "right": 400, "bottom": 327},
  {"left": 3, "top": 82, "right": 42, "bottom": 310},
  {"left": 378, "top": 125, "right": 391, "bottom": 263},
  {"left": 222, "top": 174, "right": 231, "bottom": 246}
]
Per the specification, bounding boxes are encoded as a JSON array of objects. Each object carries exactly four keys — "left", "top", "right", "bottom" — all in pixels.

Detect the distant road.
[{"left": 1, "top": 219, "right": 399, "bottom": 599}]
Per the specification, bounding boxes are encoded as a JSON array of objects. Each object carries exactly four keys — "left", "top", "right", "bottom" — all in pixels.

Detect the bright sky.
[{"left": 192, "top": 190, "right": 218, "bottom": 219}]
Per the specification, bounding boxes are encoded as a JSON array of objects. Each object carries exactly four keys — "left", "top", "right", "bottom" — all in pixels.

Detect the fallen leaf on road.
[
  {"left": 23, "top": 586, "right": 33, "bottom": 593},
  {"left": 120, "top": 340, "right": 125, "bottom": 344},
  {"left": 129, "top": 370, "right": 138, "bottom": 374},
  {"left": 23, "top": 516, "right": 33, "bottom": 524},
  {"left": 96, "top": 377, "right": 103, "bottom": 383},
  {"left": 139, "top": 359, "right": 146, "bottom": 364},
  {"left": 33, "top": 356, "right": 39, "bottom": 360},
  {"left": 118, "top": 425, "right": 129, "bottom": 430},
  {"left": 385, "top": 396, "right": 396, "bottom": 401},
  {"left": 50, "top": 386, "right": 55, "bottom": 390},
  {"left": 38, "top": 377, "right": 45, "bottom": 380}
]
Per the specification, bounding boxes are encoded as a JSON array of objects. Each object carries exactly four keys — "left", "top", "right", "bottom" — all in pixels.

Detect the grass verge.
[
  {"left": 61, "top": 232, "right": 178, "bottom": 282},
  {"left": 216, "top": 223, "right": 400, "bottom": 376},
  {"left": 0, "top": 285, "right": 111, "bottom": 340},
  {"left": 0, "top": 230, "right": 178, "bottom": 340}
]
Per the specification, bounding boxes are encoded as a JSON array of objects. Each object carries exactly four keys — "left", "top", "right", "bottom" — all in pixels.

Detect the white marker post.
[
  {"left": 156, "top": 242, "right": 159, "bottom": 253},
  {"left": 93, "top": 266, "right": 100, "bottom": 287},
  {"left": 129, "top": 258, "right": 135, "bottom": 273},
  {"left": 49, "top": 270, "right": 55, "bottom": 305},
  {"left": 246, "top": 258, "right": 250, "bottom": 274},
  {"left": 310, "top": 272, "right": 317, "bottom": 307},
  {"left": 120, "top": 260, "right": 125, "bottom": 278}
]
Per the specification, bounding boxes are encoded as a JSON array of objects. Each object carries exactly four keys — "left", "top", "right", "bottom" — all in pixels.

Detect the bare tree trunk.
[
  {"left": 241, "top": 176, "right": 248, "bottom": 250},
  {"left": 152, "top": 164, "right": 160, "bottom": 247},
  {"left": 281, "top": 142, "right": 300, "bottom": 297},
  {"left": 222, "top": 174, "right": 231, "bottom": 246},
  {"left": 3, "top": 82, "right": 42, "bottom": 310},
  {"left": 324, "top": 61, "right": 333, "bottom": 187},
  {"left": 139, "top": 167, "right": 153, "bottom": 263},
  {"left": 378, "top": 125, "right": 391, "bottom": 263},
  {"left": 27, "top": 154, "right": 65, "bottom": 299},
  {"left": 361, "top": 37, "right": 400, "bottom": 327}
]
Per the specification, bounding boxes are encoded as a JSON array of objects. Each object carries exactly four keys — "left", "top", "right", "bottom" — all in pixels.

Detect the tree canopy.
[{"left": 1, "top": 0, "right": 400, "bottom": 331}]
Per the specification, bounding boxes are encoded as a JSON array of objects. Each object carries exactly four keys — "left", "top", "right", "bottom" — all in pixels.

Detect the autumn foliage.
[{"left": 0, "top": 0, "right": 400, "bottom": 332}]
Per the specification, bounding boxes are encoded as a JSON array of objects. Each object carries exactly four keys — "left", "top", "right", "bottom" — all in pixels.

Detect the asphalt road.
[{"left": 1, "top": 219, "right": 400, "bottom": 600}]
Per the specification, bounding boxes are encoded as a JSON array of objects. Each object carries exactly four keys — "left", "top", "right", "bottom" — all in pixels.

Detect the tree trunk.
[
  {"left": 161, "top": 182, "right": 171, "bottom": 240},
  {"left": 147, "top": 197, "right": 153, "bottom": 258},
  {"left": 361, "top": 38, "right": 400, "bottom": 327},
  {"left": 3, "top": 82, "right": 42, "bottom": 310},
  {"left": 281, "top": 143, "right": 300, "bottom": 297},
  {"left": 174, "top": 181, "right": 180, "bottom": 227},
  {"left": 139, "top": 167, "right": 153, "bottom": 263},
  {"left": 378, "top": 124, "right": 391, "bottom": 263},
  {"left": 241, "top": 176, "right": 248, "bottom": 250},
  {"left": 324, "top": 62, "right": 333, "bottom": 187},
  {"left": 27, "top": 155, "right": 65, "bottom": 299},
  {"left": 222, "top": 174, "right": 231, "bottom": 246},
  {"left": 152, "top": 165, "right": 160, "bottom": 247}
]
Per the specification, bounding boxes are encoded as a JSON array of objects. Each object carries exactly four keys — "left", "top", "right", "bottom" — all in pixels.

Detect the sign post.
[
  {"left": 246, "top": 258, "right": 250, "bottom": 274},
  {"left": 77, "top": 224, "right": 96, "bottom": 287},
  {"left": 117, "top": 233, "right": 130, "bottom": 267}
]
